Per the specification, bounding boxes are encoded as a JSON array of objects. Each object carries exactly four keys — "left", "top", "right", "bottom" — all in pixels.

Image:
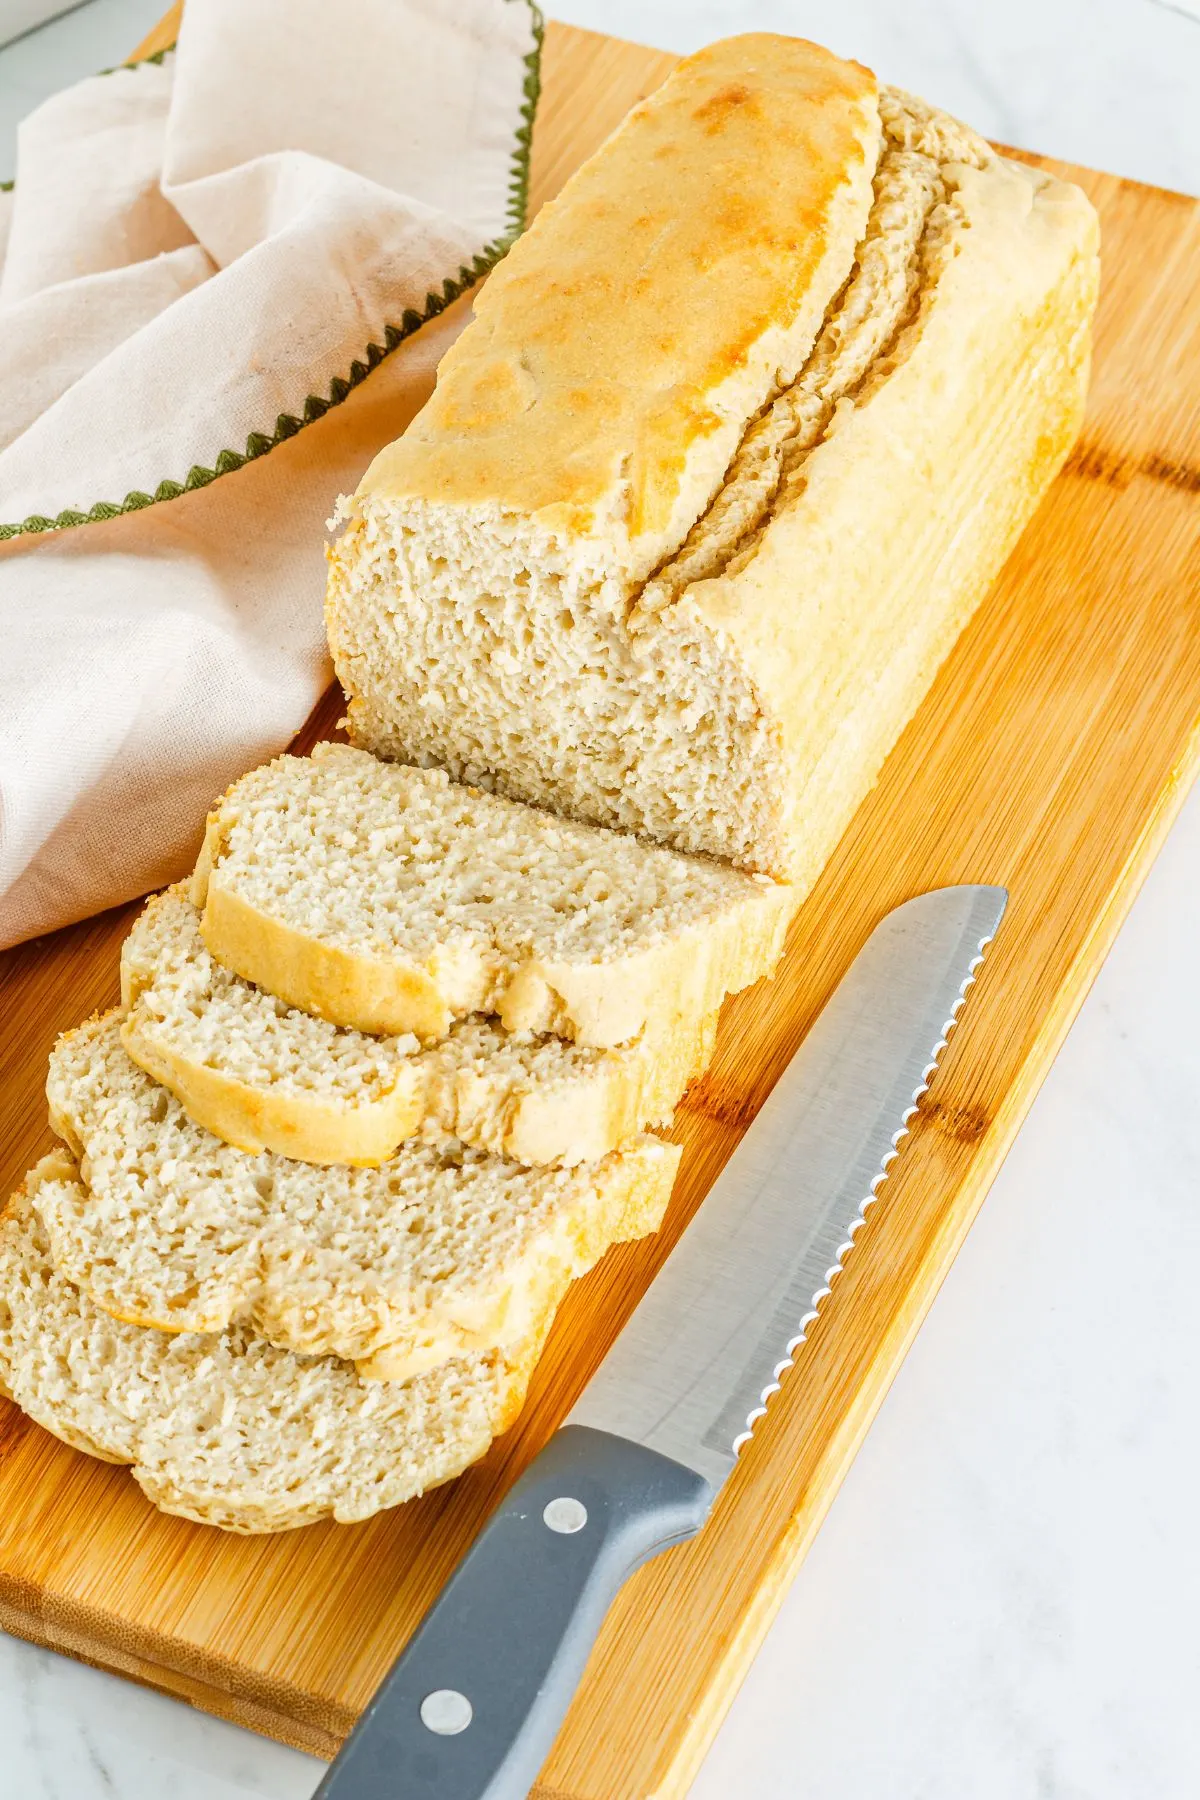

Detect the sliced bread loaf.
[
  {"left": 189, "top": 742, "right": 794, "bottom": 1045},
  {"left": 325, "top": 37, "right": 1099, "bottom": 882},
  {"left": 121, "top": 885, "right": 717, "bottom": 1166},
  {"left": 0, "top": 1153, "right": 549, "bottom": 1532},
  {"left": 43, "top": 1012, "right": 678, "bottom": 1381}
]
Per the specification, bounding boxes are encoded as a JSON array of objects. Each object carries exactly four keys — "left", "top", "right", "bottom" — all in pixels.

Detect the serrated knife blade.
[
  {"left": 317, "top": 884, "right": 1007, "bottom": 1800},
  {"left": 570, "top": 881, "right": 1007, "bottom": 1485}
]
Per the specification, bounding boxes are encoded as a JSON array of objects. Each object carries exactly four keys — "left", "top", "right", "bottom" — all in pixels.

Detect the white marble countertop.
[{"left": 2, "top": 2, "right": 1199, "bottom": 1796}]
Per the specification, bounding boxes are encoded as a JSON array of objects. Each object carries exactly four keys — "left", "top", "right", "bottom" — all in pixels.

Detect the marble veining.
[{"left": 1, "top": 2, "right": 1198, "bottom": 1796}]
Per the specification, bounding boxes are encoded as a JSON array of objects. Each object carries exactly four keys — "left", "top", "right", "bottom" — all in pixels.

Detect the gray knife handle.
[{"left": 314, "top": 1425, "right": 714, "bottom": 1800}]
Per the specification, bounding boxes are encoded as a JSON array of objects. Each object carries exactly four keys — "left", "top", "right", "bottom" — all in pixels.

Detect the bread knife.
[{"left": 315, "top": 883, "right": 1007, "bottom": 1800}]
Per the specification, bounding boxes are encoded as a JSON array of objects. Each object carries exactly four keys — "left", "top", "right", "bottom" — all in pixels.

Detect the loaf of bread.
[
  {"left": 44, "top": 1013, "right": 678, "bottom": 1381},
  {"left": 121, "top": 885, "right": 717, "bottom": 1166},
  {"left": 0, "top": 1154, "right": 560, "bottom": 1532},
  {"left": 326, "top": 33, "right": 1100, "bottom": 883},
  {"left": 191, "top": 743, "right": 794, "bottom": 1045}
]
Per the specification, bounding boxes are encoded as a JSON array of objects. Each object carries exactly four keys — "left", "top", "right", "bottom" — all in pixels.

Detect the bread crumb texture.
[
  {"left": 192, "top": 743, "right": 794, "bottom": 1044},
  {"left": 0, "top": 1154, "right": 547, "bottom": 1532},
  {"left": 42, "top": 1012, "right": 678, "bottom": 1380},
  {"left": 122, "top": 884, "right": 718, "bottom": 1165}
]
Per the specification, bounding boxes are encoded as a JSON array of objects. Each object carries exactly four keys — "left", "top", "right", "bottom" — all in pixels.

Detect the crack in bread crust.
[{"left": 637, "top": 89, "right": 992, "bottom": 614}]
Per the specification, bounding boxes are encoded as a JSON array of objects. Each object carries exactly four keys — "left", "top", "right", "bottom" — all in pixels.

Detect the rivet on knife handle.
[{"left": 314, "top": 1426, "right": 713, "bottom": 1800}]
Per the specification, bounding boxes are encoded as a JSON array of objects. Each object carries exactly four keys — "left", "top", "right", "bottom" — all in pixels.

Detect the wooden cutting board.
[{"left": 2, "top": 13, "right": 1198, "bottom": 1798}]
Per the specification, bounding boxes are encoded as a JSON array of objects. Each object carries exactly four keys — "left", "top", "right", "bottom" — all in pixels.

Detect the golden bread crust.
[{"left": 360, "top": 34, "right": 881, "bottom": 568}]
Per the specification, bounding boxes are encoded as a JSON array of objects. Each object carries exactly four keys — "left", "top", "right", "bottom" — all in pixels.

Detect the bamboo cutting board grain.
[{"left": 2, "top": 13, "right": 1199, "bottom": 1798}]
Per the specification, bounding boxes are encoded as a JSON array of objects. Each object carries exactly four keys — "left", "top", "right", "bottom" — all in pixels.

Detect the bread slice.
[
  {"left": 189, "top": 742, "right": 794, "bottom": 1045},
  {"left": 121, "top": 884, "right": 718, "bottom": 1166},
  {"left": 0, "top": 1153, "right": 554, "bottom": 1532},
  {"left": 326, "top": 39, "right": 1100, "bottom": 883},
  {"left": 42, "top": 1012, "right": 679, "bottom": 1381}
]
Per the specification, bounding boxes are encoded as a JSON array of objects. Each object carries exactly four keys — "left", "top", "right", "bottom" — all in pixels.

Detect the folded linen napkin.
[{"left": 0, "top": 0, "right": 541, "bottom": 947}]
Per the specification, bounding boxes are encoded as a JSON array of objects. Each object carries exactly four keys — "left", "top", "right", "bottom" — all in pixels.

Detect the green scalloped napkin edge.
[{"left": 0, "top": 2, "right": 543, "bottom": 542}]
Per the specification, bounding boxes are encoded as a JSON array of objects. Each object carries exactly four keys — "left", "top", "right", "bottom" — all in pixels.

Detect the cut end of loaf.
[{"left": 328, "top": 499, "right": 792, "bottom": 871}]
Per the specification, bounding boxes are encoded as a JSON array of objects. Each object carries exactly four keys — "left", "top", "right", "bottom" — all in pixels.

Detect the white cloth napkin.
[{"left": 0, "top": 0, "right": 541, "bottom": 948}]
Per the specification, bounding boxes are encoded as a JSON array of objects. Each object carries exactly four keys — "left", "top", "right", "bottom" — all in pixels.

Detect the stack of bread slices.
[{"left": 0, "top": 741, "right": 794, "bottom": 1532}]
